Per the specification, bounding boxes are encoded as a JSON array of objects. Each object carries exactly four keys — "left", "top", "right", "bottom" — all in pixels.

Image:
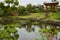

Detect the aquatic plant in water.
[
  {"left": 0, "top": 25, "right": 19, "bottom": 40},
  {"left": 38, "top": 27, "right": 58, "bottom": 40}
]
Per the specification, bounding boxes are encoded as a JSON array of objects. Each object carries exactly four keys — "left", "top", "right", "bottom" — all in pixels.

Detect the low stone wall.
[{"left": 18, "top": 18, "right": 60, "bottom": 26}]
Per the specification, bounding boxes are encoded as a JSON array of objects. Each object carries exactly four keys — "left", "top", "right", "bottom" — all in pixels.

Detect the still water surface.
[{"left": 16, "top": 25, "right": 60, "bottom": 40}]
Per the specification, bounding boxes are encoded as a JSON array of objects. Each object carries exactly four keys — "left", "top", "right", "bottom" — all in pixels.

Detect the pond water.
[
  {"left": 16, "top": 25, "right": 60, "bottom": 40},
  {"left": 17, "top": 25, "right": 40, "bottom": 40},
  {"left": 0, "top": 24, "right": 60, "bottom": 40}
]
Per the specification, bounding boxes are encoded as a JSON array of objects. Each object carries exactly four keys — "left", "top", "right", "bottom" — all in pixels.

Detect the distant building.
[
  {"left": 43, "top": 0, "right": 59, "bottom": 12},
  {"left": 51, "top": 0, "right": 56, "bottom": 2}
]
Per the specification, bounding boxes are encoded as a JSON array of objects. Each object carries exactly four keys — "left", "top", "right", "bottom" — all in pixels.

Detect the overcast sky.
[
  {"left": 0, "top": 0, "right": 60, "bottom": 6},
  {"left": 19, "top": 0, "right": 51, "bottom": 6}
]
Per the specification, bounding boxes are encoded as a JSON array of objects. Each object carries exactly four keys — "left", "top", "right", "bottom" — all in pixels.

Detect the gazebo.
[
  {"left": 44, "top": 1, "right": 59, "bottom": 12},
  {"left": 43, "top": 0, "right": 59, "bottom": 18}
]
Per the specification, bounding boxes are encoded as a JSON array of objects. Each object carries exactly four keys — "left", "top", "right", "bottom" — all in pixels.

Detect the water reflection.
[
  {"left": 0, "top": 23, "right": 60, "bottom": 40},
  {"left": 17, "top": 25, "right": 40, "bottom": 40},
  {"left": 38, "top": 24, "right": 60, "bottom": 40},
  {"left": 17, "top": 23, "right": 60, "bottom": 40}
]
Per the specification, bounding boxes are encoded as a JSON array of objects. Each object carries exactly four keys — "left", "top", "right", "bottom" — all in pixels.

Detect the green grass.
[
  {"left": 5, "top": 23, "right": 21, "bottom": 27},
  {"left": 46, "top": 12, "right": 60, "bottom": 21},
  {"left": 20, "top": 12, "right": 60, "bottom": 21},
  {"left": 18, "top": 13, "right": 45, "bottom": 19},
  {"left": 13, "top": 12, "right": 60, "bottom": 21}
]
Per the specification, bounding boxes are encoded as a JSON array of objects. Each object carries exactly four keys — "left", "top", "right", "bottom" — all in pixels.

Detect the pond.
[
  {"left": 17, "top": 25, "right": 40, "bottom": 40},
  {"left": 17, "top": 24, "right": 60, "bottom": 40},
  {"left": 0, "top": 24, "right": 60, "bottom": 40}
]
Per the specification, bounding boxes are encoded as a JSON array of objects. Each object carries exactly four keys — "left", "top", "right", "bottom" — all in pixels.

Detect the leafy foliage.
[
  {"left": 38, "top": 27, "right": 58, "bottom": 40},
  {"left": 0, "top": 0, "right": 19, "bottom": 40},
  {"left": 0, "top": 25, "right": 19, "bottom": 40},
  {"left": 17, "top": 4, "right": 44, "bottom": 16}
]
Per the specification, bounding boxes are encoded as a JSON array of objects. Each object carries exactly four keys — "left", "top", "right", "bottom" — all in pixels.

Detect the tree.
[
  {"left": 0, "top": 0, "right": 19, "bottom": 40},
  {"left": 0, "top": 2, "right": 5, "bottom": 17},
  {"left": 5, "top": 0, "right": 19, "bottom": 6},
  {"left": 13, "top": 0, "right": 19, "bottom": 6},
  {"left": 4, "top": 0, "right": 19, "bottom": 16},
  {"left": 18, "top": 6, "right": 26, "bottom": 15},
  {"left": 26, "top": 4, "right": 33, "bottom": 13},
  {"left": 36, "top": 5, "right": 44, "bottom": 12},
  {"left": 31, "top": 5, "right": 37, "bottom": 13}
]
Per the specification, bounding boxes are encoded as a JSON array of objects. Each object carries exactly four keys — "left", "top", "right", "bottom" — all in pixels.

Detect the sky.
[
  {"left": 0, "top": 0, "right": 60, "bottom": 6},
  {"left": 19, "top": 0, "right": 51, "bottom": 6}
]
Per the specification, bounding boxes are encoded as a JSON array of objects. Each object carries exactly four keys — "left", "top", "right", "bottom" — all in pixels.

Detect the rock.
[{"left": 19, "top": 20, "right": 27, "bottom": 26}]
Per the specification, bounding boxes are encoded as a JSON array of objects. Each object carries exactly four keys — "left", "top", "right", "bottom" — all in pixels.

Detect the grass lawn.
[
  {"left": 18, "top": 12, "right": 45, "bottom": 19},
  {"left": 46, "top": 12, "right": 60, "bottom": 21},
  {"left": 0, "top": 12, "right": 60, "bottom": 26},
  {"left": 9, "top": 12, "right": 60, "bottom": 22},
  {"left": 18, "top": 12, "right": 60, "bottom": 21}
]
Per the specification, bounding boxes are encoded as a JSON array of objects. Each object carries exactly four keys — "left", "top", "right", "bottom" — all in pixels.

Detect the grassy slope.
[
  {"left": 19, "top": 12, "right": 45, "bottom": 19},
  {"left": 47, "top": 12, "right": 60, "bottom": 21},
  {"left": 19, "top": 12, "right": 60, "bottom": 21},
  {"left": 1, "top": 12, "right": 60, "bottom": 26}
]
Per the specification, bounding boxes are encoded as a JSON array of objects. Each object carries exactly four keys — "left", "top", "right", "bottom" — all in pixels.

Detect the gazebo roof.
[{"left": 44, "top": 1, "right": 59, "bottom": 5}]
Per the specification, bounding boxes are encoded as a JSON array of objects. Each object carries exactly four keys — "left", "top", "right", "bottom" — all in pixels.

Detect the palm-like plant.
[
  {"left": 4, "top": 0, "right": 19, "bottom": 16},
  {"left": 5, "top": 0, "right": 19, "bottom": 6},
  {"left": 5, "top": 0, "right": 13, "bottom": 6},
  {"left": 14, "top": 0, "right": 19, "bottom": 6},
  {"left": 0, "top": 2, "right": 4, "bottom": 7}
]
